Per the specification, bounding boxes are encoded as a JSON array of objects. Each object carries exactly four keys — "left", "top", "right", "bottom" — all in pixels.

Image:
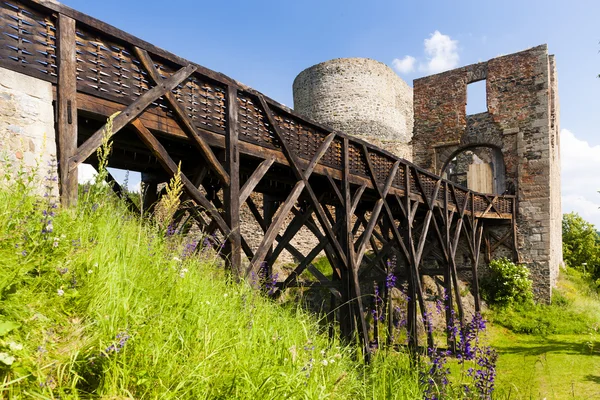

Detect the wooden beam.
[
  {"left": 69, "top": 64, "right": 197, "bottom": 171},
  {"left": 248, "top": 121, "right": 337, "bottom": 274},
  {"left": 133, "top": 47, "right": 230, "bottom": 186},
  {"left": 224, "top": 85, "right": 241, "bottom": 278},
  {"left": 239, "top": 157, "right": 275, "bottom": 205},
  {"left": 258, "top": 95, "right": 348, "bottom": 269},
  {"left": 57, "top": 14, "right": 78, "bottom": 207},
  {"left": 130, "top": 119, "right": 230, "bottom": 236}
]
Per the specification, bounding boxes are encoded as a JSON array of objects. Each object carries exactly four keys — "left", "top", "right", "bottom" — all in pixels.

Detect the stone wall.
[
  {"left": 412, "top": 45, "right": 562, "bottom": 302},
  {"left": 0, "top": 67, "right": 58, "bottom": 197},
  {"left": 293, "top": 58, "right": 413, "bottom": 160}
]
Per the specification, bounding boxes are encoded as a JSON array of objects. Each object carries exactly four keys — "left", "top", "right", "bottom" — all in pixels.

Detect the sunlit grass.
[{"left": 0, "top": 180, "right": 422, "bottom": 399}]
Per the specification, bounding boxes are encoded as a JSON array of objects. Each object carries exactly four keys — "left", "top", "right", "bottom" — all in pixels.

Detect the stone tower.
[{"left": 293, "top": 58, "right": 414, "bottom": 160}]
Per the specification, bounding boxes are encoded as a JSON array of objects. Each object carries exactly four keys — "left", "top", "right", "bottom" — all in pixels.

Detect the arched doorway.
[{"left": 441, "top": 145, "right": 507, "bottom": 195}]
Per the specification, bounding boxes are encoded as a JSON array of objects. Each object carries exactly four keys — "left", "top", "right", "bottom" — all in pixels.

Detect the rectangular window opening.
[{"left": 466, "top": 80, "right": 487, "bottom": 115}]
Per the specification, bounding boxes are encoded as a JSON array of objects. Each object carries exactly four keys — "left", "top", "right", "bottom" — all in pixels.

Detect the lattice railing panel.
[
  {"left": 369, "top": 151, "right": 395, "bottom": 185},
  {"left": 75, "top": 26, "right": 147, "bottom": 104},
  {"left": 0, "top": 1, "right": 56, "bottom": 82},
  {"left": 237, "top": 92, "right": 280, "bottom": 148}
]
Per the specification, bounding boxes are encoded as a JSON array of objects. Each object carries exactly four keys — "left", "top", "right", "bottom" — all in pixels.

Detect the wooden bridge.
[{"left": 0, "top": 0, "right": 518, "bottom": 357}]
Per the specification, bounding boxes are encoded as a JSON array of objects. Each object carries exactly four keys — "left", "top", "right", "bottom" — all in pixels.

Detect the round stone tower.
[{"left": 293, "top": 58, "right": 413, "bottom": 160}]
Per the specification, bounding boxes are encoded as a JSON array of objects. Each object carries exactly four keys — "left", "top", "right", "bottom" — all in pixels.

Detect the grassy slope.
[
  {"left": 0, "top": 185, "right": 422, "bottom": 399},
  {"left": 488, "top": 269, "right": 600, "bottom": 399}
]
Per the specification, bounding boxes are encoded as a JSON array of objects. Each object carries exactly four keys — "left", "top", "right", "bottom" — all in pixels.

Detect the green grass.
[
  {"left": 0, "top": 181, "right": 422, "bottom": 399},
  {"left": 486, "top": 268, "right": 600, "bottom": 399}
]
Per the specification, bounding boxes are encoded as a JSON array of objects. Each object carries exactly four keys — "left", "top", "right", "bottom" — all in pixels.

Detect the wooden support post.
[
  {"left": 224, "top": 85, "right": 241, "bottom": 278},
  {"left": 57, "top": 14, "right": 78, "bottom": 207},
  {"left": 263, "top": 193, "right": 278, "bottom": 281},
  {"left": 472, "top": 222, "right": 484, "bottom": 313},
  {"left": 343, "top": 137, "right": 371, "bottom": 362}
]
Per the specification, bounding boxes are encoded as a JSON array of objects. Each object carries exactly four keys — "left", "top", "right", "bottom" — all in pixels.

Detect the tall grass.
[{"left": 0, "top": 173, "right": 422, "bottom": 398}]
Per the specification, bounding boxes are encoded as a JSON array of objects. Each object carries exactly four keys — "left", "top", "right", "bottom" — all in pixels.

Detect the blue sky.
[{"left": 68, "top": 0, "right": 600, "bottom": 225}]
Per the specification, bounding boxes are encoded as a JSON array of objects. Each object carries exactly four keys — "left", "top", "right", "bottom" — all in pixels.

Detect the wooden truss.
[{"left": 8, "top": 0, "right": 519, "bottom": 360}]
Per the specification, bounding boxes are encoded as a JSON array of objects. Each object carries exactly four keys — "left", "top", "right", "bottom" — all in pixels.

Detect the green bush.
[
  {"left": 482, "top": 257, "right": 533, "bottom": 306},
  {"left": 562, "top": 212, "right": 600, "bottom": 280}
]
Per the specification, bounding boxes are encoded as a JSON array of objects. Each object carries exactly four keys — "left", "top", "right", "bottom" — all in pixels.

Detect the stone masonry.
[
  {"left": 0, "top": 67, "right": 58, "bottom": 197},
  {"left": 412, "top": 45, "right": 562, "bottom": 302},
  {"left": 293, "top": 58, "right": 414, "bottom": 160}
]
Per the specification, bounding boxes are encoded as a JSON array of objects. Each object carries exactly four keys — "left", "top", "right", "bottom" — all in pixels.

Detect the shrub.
[
  {"left": 482, "top": 257, "right": 533, "bottom": 306},
  {"left": 562, "top": 212, "right": 600, "bottom": 280}
]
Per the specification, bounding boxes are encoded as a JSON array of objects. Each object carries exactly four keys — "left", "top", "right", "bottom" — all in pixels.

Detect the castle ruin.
[{"left": 293, "top": 45, "right": 562, "bottom": 301}]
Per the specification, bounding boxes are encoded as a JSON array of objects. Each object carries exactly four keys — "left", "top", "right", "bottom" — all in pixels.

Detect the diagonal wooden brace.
[
  {"left": 130, "top": 119, "right": 231, "bottom": 236},
  {"left": 133, "top": 47, "right": 230, "bottom": 186},
  {"left": 69, "top": 64, "right": 197, "bottom": 171}
]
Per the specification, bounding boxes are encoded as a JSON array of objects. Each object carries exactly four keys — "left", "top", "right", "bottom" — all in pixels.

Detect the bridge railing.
[{"left": 0, "top": 0, "right": 514, "bottom": 217}]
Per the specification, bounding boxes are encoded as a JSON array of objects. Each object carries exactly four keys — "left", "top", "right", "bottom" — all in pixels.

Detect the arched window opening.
[{"left": 443, "top": 146, "right": 506, "bottom": 194}]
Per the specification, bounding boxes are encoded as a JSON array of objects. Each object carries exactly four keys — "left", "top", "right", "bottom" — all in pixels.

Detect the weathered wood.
[
  {"left": 130, "top": 119, "right": 230, "bottom": 236},
  {"left": 133, "top": 47, "right": 230, "bottom": 186},
  {"left": 343, "top": 137, "right": 371, "bottom": 362},
  {"left": 224, "top": 85, "right": 242, "bottom": 277},
  {"left": 239, "top": 157, "right": 275, "bottom": 205},
  {"left": 70, "top": 64, "right": 197, "bottom": 170},
  {"left": 249, "top": 108, "right": 338, "bottom": 272},
  {"left": 57, "top": 14, "right": 78, "bottom": 207},
  {"left": 258, "top": 95, "right": 348, "bottom": 269},
  {"left": 354, "top": 160, "right": 400, "bottom": 267}
]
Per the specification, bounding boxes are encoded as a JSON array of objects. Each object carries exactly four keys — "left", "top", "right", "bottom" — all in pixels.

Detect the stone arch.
[{"left": 440, "top": 144, "right": 508, "bottom": 195}]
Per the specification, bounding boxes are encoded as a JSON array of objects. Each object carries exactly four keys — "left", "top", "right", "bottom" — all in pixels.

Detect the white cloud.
[
  {"left": 78, "top": 163, "right": 97, "bottom": 184},
  {"left": 392, "top": 55, "right": 416, "bottom": 74},
  {"left": 561, "top": 129, "right": 600, "bottom": 227},
  {"left": 391, "top": 30, "right": 459, "bottom": 76},
  {"left": 420, "top": 31, "right": 459, "bottom": 74}
]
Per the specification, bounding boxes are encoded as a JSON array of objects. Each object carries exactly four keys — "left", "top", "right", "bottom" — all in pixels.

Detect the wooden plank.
[
  {"left": 69, "top": 64, "right": 197, "bottom": 171},
  {"left": 130, "top": 119, "right": 230, "bottom": 236},
  {"left": 343, "top": 137, "right": 370, "bottom": 362},
  {"left": 133, "top": 47, "right": 230, "bottom": 186},
  {"left": 239, "top": 157, "right": 275, "bottom": 205},
  {"left": 57, "top": 14, "right": 78, "bottom": 207},
  {"left": 351, "top": 183, "right": 367, "bottom": 215},
  {"left": 224, "top": 85, "right": 241, "bottom": 278},
  {"left": 325, "top": 171, "right": 344, "bottom": 205}
]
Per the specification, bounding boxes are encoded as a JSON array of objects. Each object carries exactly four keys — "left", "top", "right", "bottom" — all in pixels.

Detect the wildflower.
[
  {"left": 223, "top": 293, "right": 228, "bottom": 298},
  {"left": 386, "top": 272, "right": 397, "bottom": 289},
  {"left": 93, "top": 262, "right": 98, "bottom": 267},
  {"left": 87, "top": 270, "right": 93, "bottom": 274},
  {"left": 58, "top": 267, "right": 68, "bottom": 275},
  {"left": 173, "top": 256, "right": 182, "bottom": 262},
  {"left": 57, "top": 289, "right": 64, "bottom": 296},
  {"left": 321, "top": 359, "right": 328, "bottom": 366}
]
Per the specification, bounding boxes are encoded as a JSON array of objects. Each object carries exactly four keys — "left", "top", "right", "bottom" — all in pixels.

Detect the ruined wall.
[
  {"left": 293, "top": 58, "right": 413, "bottom": 160},
  {"left": 0, "top": 67, "right": 58, "bottom": 197},
  {"left": 413, "top": 45, "right": 562, "bottom": 302}
]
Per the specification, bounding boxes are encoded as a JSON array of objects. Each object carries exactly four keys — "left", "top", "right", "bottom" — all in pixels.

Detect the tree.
[{"left": 562, "top": 212, "right": 600, "bottom": 278}]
